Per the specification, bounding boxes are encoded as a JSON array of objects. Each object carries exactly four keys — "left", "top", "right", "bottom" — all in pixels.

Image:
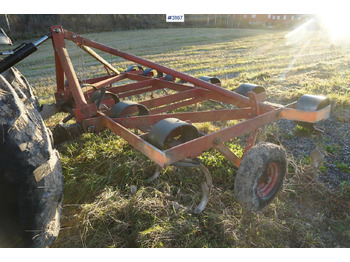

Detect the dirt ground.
[{"left": 275, "top": 115, "right": 350, "bottom": 190}]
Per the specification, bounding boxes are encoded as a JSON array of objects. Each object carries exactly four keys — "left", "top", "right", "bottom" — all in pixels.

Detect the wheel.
[
  {"left": 234, "top": 142, "right": 287, "bottom": 212},
  {"left": 0, "top": 67, "right": 63, "bottom": 247}
]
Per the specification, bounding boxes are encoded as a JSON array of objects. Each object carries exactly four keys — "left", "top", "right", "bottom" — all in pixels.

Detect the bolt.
[
  {"left": 53, "top": 28, "right": 61, "bottom": 34},
  {"left": 213, "top": 137, "right": 221, "bottom": 146},
  {"left": 72, "top": 35, "right": 76, "bottom": 38},
  {"left": 61, "top": 92, "right": 65, "bottom": 97}
]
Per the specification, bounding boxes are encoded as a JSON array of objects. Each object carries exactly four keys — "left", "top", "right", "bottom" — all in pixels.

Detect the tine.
[
  {"left": 310, "top": 148, "right": 324, "bottom": 168},
  {"left": 146, "top": 165, "right": 163, "bottom": 183},
  {"left": 194, "top": 164, "right": 213, "bottom": 214}
]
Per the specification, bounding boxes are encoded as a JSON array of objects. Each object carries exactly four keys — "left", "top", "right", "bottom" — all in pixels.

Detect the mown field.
[{"left": 8, "top": 27, "right": 350, "bottom": 248}]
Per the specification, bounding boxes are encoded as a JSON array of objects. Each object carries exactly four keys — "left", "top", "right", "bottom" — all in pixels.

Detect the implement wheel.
[{"left": 234, "top": 142, "right": 287, "bottom": 212}]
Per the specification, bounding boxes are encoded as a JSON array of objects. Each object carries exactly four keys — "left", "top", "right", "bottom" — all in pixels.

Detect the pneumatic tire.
[
  {"left": 234, "top": 142, "right": 287, "bottom": 212},
  {"left": 0, "top": 68, "right": 63, "bottom": 247}
]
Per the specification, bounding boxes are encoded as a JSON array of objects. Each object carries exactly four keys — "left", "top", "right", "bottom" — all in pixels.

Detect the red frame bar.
[
  {"left": 51, "top": 26, "right": 87, "bottom": 108},
  {"left": 100, "top": 112, "right": 169, "bottom": 167},
  {"left": 140, "top": 88, "right": 203, "bottom": 109},
  {"left": 50, "top": 25, "right": 330, "bottom": 169},
  {"left": 163, "top": 108, "right": 281, "bottom": 164},
  {"left": 113, "top": 108, "right": 252, "bottom": 128},
  {"left": 63, "top": 29, "right": 257, "bottom": 108}
]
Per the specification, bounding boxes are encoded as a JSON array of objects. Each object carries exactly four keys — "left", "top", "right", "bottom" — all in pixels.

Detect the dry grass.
[{"left": 52, "top": 131, "right": 349, "bottom": 248}]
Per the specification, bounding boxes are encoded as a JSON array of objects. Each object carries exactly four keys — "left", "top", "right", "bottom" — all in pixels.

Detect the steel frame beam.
[{"left": 50, "top": 25, "right": 331, "bottom": 168}]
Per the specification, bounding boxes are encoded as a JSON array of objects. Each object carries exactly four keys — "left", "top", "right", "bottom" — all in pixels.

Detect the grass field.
[{"left": 8, "top": 27, "right": 350, "bottom": 248}]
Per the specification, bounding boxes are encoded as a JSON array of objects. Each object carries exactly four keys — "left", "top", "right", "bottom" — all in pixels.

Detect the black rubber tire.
[
  {"left": 234, "top": 142, "right": 287, "bottom": 212},
  {"left": 0, "top": 68, "right": 63, "bottom": 247}
]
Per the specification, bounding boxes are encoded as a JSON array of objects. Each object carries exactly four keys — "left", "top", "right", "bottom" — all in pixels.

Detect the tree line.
[{"left": 0, "top": 14, "right": 288, "bottom": 40}]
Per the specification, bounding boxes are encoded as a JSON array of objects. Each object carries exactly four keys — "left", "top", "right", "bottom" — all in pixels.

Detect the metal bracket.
[
  {"left": 89, "top": 88, "right": 120, "bottom": 108},
  {"left": 243, "top": 91, "right": 260, "bottom": 155},
  {"left": 40, "top": 103, "right": 59, "bottom": 120}
]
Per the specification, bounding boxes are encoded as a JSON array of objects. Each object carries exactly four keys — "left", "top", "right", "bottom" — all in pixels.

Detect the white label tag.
[{"left": 166, "top": 14, "right": 185, "bottom": 22}]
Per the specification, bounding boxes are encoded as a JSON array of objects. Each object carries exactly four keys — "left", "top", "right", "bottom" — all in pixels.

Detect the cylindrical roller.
[
  {"left": 89, "top": 89, "right": 120, "bottom": 104},
  {"left": 295, "top": 94, "right": 330, "bottom": 128},
  {"left": 142, "top": 68, "right": 163, "bottom": 78},
  {"left": 234, "top": 83, "right": 265, "bottom": 97},
  {"left": 126, "top": 65, "right": 144, "bottom": 72},
  {"left": 147, "top": 118, "right": 199, "bottom": 150},
  {"left": 198, "top": 76, "right": 221, "bottom": 85},
  {"left": 164, "top": 74, "right": 175, "bottom": 81},
  {"left": 110, "top": 100, "right": 149, "bottom": 118},
  {"left": 295, "top": 94, "right": 330, "bottom": 112}
]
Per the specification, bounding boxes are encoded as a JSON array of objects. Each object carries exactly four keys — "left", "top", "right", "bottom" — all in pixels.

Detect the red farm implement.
[{"left": 0, "top": 25, "right": 330, "bottom": 217}]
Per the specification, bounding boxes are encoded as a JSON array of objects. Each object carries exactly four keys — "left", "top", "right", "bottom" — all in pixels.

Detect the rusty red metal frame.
[{"left": 49, "top": 25, "right": 331, "bottom": 168}]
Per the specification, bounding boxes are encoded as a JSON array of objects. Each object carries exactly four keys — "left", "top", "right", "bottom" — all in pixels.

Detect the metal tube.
[
  {"left": 163, "top": 108, "right": 281, "bottom": 165},
  {"left": 100, "top": 111, "right": 169, "bottom": 167},
  {"left": 0, "top": 50, "right": 14, "bottom": 55},
  {"left": 64, "top": 31, "right": 252, "bottom": 107},
  {"left": 33, "top": 33, "right": 51, "bottom": 47},
  {"left": 81, "top": 45, "right": 120, "bottom": 75},
  {"left": 51, "top": 26, "right": 87, "bottom": 109},
  {"left": 88, "top": 39, "right": 252, "bottom": 107},
  {"left": 64, "top": 30, "right": 278, "bottom": 112}
]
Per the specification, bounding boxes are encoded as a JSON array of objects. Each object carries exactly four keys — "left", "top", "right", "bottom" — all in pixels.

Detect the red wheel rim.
[{"left": 257, "top": 162, "right": 279, "bottom": 198}]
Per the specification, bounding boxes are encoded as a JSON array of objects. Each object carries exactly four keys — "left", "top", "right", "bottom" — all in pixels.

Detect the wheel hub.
[{"left": 257, "top": 162, "right": 279, "bottom": 198}]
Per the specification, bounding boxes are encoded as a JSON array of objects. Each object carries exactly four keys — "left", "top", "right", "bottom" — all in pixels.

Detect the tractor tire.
[
  {"left": 0, "top": 67, "right": 63, "bottom": 248},
  {"left": 234, "top": 142, "right": 287, "bottom": 212}
]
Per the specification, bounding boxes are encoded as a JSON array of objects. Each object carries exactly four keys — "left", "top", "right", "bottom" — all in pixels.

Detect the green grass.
[
  {"left": 8, "top": 27, "right": 350, "bottom": 109},
  {"left": 54, "top": 132, "right": 349, "bottom": 248},
  {"left": 336, "top": 162, "right": 350, "bottom": 174},
  {"left": 7, "top": 27, "right": 349, "bottom": 247}
]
